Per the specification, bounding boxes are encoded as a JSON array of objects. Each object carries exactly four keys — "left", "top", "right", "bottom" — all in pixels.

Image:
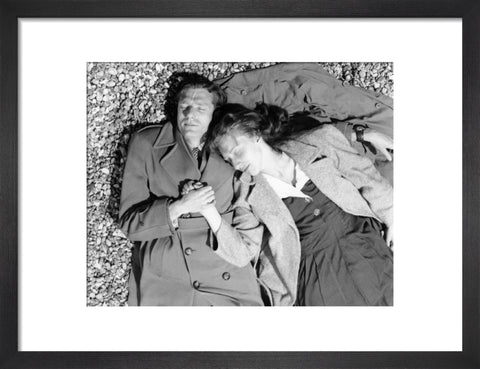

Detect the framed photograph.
[{"left": 1, "top": 1, "right": 478, "bottom": 368}]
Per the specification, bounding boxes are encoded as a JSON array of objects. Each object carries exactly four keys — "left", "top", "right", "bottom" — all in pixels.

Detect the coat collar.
[
  {"left": 154, "top": 122, "right": 233, "bottom": 189},
  {"left": 248, "top": 134, "right": 322, "bottom": 230},
  {"left": 279, "top": 135, "right": 321, "bottom": 168},
  {"left": 153, "top": 121, "right": 177, "bottom": 148},
  {"left": 155, "top": 122, "right": 200, "bottom": 182},
  {"left": 279, "top": 135, "right": 333, "bottom": 188}
]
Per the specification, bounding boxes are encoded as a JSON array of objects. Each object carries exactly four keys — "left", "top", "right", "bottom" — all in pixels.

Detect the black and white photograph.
[
  {"left": 2, "top": 7, "right": 475, "bottom": 367},
  {"left": 87, "top": 62, "right": 394, "bottom": 307}
]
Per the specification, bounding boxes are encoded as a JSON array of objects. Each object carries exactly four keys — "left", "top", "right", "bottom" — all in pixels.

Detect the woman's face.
[{"left": 216, "top": 129, "right": 263, "bottom": 176}]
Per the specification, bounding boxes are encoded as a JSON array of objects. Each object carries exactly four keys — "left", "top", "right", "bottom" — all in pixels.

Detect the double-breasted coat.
[{"left": 119, "top": 122, "right": 264, "bottom": 306}]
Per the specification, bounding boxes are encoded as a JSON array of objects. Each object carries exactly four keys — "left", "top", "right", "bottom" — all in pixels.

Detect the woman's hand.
[
  {"left": 192, "top": 187, "right": 221, "bottom": 233},
  {"left": 364, "top": 129, "right": 393, "bottom": 161},
  {"left": 385, "top": 225, "right": 394, "bottom": 248}
]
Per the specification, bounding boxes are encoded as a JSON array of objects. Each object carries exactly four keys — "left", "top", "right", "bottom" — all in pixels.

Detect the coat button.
[
  {"left": 193, "top": 280, "right": 200, "bottom": 289},
  {"left": 222, "top": 272, "right": 231, "bottom": 280},
  {"left": 185, "top": 247, "right": 192, "bottom": 256},
  {"left": 375, "top": 102, "right": 381, "bottom": 108},
  {"left": 241, "top": 89, "right": 247, "bottom": 95},
  {"left": 313, "top": 208, "right": 321, "bottom": 216}
]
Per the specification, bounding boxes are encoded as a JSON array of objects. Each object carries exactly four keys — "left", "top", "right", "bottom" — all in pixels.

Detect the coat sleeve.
[
  {"left": 119, "top": 132, "right": 175, "bottom": 242},
  {"left": 320, "top": 125, "right": 394, "bottom": 227},
  {"left": 213, "top": 177, "right": 264, "bottom": 267}
]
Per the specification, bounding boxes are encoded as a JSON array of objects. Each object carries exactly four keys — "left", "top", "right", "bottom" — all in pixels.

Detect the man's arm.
[{"left": 119, "top": 132, "right": 176, "bottom": 241}]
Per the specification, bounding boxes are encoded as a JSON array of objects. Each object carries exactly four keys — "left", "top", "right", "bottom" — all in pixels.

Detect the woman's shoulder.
[{"left": 296, "top": 123, "right": 345, "bottom": 146}]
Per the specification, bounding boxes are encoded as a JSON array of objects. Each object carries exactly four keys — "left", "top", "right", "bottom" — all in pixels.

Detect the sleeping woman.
[{"left": 203, "top": 103, "right": 394, "bottom": 306}]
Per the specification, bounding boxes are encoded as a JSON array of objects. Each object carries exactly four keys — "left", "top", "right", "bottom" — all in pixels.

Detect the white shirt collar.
[{"left": 263, "top": 163, "right": 311, "bottom": 200}]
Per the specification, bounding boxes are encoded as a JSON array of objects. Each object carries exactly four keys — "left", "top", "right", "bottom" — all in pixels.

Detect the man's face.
[{"left": 177, "top": 88, "right": 215, "bottom": 145}]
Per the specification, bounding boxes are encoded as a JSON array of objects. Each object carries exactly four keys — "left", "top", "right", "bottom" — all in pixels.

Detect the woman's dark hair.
[{"left": 206, "top": 102, "right": 321, "bottom": 152}]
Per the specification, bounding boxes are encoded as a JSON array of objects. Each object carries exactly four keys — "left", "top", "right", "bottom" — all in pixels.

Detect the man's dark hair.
[{"left": 164, "top": 72, "right": 227, "bottom": 126}]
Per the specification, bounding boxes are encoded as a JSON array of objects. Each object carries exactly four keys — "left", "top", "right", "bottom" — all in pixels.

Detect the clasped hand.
[
  {"left": 363, "top": 129, "right": 393, "bottom": 161},
  {"left": 178, "top": 180, "right": 216, "bottom": 215}
]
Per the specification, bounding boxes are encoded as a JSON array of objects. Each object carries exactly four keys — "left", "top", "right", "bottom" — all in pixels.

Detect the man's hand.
[
  {"left": 181, "top": 180, "right": 204, "bottom": 196},
  {"left": 176, "top": 186, "right": 216, "bottom": 214},
  {"left": 179, "top": 180, "right": 217, "bottom": 215},
  {"left": 363, "top": 128, "right": 393, "bottom": 161},
  {"left": 169, "top": 183, "right": 221, "bottom": 232}
]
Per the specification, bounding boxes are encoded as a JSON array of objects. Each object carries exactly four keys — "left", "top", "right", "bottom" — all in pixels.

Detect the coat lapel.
[
  {"left": 280, "top": 137, "right": 320, "bottom": 168},
  {"left": 153, "top": 122, "right": 234, "bottom": 192},
  {"left": 155, "top": 123, "right": 202, "bottom": 183},
  {"left": 248, "top": 173, "right": 301, "bottom": 306},
  {"left": 249, "top": 138, "right": 321, "bottom": 238},
  {"left": 280, "top": 136, "right": 333, "bottom": 190},
  {"left": 248, "top": 174, "right": 298, "bottom": 236},
  {"left": 200, "top": 151, "right": 235, "bottom": 190}
]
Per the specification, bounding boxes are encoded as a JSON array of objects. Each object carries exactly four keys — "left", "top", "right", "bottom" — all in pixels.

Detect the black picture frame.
[{"left": 1, "top": 1, "right": 479, "bottom": 368}]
